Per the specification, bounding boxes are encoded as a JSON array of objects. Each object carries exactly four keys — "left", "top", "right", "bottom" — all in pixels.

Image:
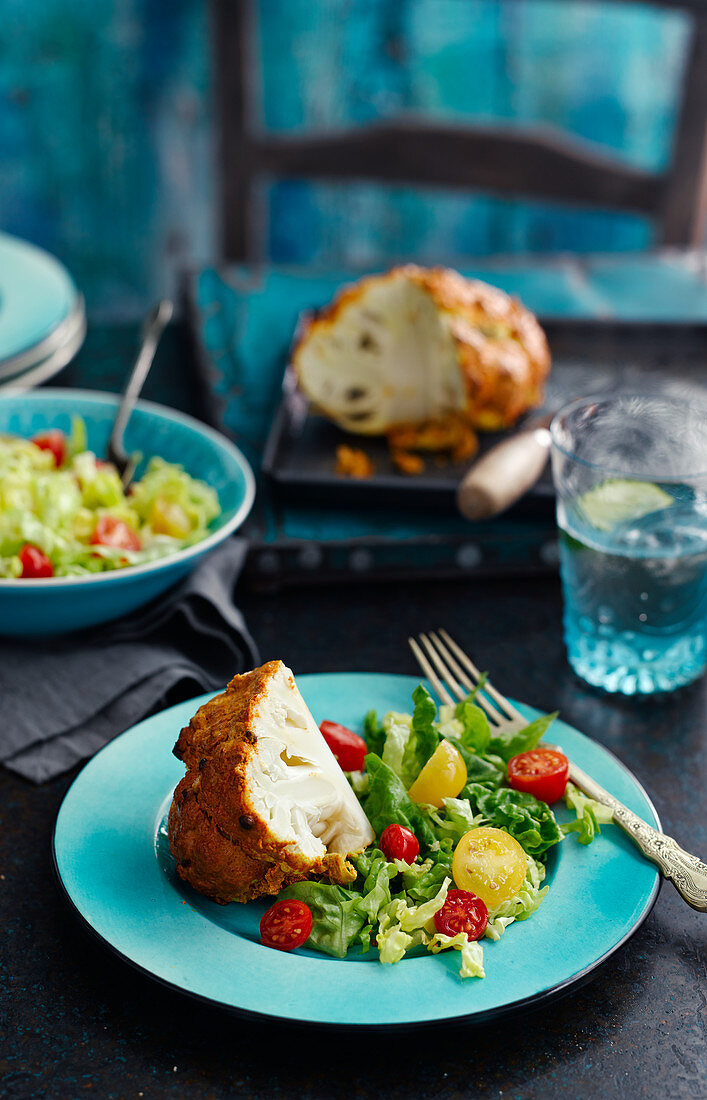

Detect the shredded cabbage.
[
  {"left": 0, "top": 419, "right": 220, "bottom": 578},
  {"left": 428, "top": 932, "right": 486, "bottom": 978},
  {"left": 562, "top": 782, "right": 614, "bottom": 844},
  {"left": 485, "top": 856, "right": 548, "bottom": 940}
]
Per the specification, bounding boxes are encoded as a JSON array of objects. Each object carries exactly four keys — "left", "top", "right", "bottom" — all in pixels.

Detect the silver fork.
[
  {"left": 106, "top": 299, "right": 173, "bottom": 488},
  {"left": 409, "top": 629, "right": 707, "bottom": 913}
]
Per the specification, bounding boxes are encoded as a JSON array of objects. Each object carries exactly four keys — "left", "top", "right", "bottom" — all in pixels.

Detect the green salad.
[
  {"left": 0, "top": 419, "right": 220, "bottom": 578},
  {"left": 274, "top": 684, "right": 613, "bottom": 978}
]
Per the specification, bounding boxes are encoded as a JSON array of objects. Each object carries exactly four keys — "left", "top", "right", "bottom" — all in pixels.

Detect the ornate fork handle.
[{"left": 569, "top": 763, "right": 707, "bottom": 913}]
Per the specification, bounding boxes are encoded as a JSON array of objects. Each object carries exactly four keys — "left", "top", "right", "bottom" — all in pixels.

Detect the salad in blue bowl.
[{"left": 0, "top": 389, "right": 255, "bottom": 635}]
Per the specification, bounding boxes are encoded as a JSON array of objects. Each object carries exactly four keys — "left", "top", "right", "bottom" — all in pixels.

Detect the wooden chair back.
[{"left": 214, "top": 0, "right": 707, "bottom": 261}]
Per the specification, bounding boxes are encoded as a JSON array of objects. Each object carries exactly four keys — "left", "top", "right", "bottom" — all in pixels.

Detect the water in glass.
[{"left": 551, "top": 396, "right": 707, "bottom": 695}]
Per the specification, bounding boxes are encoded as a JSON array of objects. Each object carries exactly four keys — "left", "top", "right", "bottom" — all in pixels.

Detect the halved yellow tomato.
[
  {"left": 452, "top": 826, "right": 526, "bottom": 908},
  {"left": 150, "top": 496, "right": 191, "bottom": 538},
  {"left": 408, "top": 740, "right": 467, "bottom": 807}
]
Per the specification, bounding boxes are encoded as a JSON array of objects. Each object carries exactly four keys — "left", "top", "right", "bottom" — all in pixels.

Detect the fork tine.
[
  {"left": 438, "top": 629, "right": 525, "bottom": 723},
  {"left": 419, "top": 634, "right": 467, "bottom": 703},
  {"left": 412, "top": 634, "right": 503, "bottom": 728},
  {"left": 408, "top": 637, "right": 454, "bottom": 706},
  {"left": 428, "top": 631, "right": 505, "bottom": 725},
  {"left": 427, "top": 632, "right": 477, "bottom": 695}
]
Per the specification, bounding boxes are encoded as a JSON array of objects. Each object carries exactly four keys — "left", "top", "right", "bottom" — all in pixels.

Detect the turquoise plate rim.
[
  {"left": 53, "top": 672, "right": 661, "bottom": 1030},
  {"left": 0, "top": 389, "right": 256, "bottom": 589},
  {"left": 0, "top": 232, "right": 80, "bottom": 362}
]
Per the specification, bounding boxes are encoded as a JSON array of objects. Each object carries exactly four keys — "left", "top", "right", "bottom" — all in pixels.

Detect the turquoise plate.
[
  {"left": 0, "top": 232, "right": 85, "bottom": 385},
  {"left": 53, "top": 673, "right": 661, "bottom": 1028}
]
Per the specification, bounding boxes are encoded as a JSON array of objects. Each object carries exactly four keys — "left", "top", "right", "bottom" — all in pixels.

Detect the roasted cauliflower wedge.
[
  {"left": 169, "top": 660, "right": 374, "bottom": 904},
  {"left": 292, "top": 264, "right": 551, "bottom": 436}
]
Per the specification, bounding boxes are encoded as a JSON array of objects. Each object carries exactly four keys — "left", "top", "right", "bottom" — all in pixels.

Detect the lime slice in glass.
[{"left": 577, "top": 479, "right": 674, "bottom": 531}]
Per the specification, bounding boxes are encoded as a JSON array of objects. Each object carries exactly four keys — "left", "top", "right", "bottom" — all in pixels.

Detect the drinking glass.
[{"left": 550, "top": 395, "right": 707, "bottom": 695}]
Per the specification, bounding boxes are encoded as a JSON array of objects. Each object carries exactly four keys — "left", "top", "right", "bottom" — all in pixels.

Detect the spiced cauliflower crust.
[
  {"left": 292, "top": 264, "right": 551, "bottom": 435},
  {"left": 169, "top": 660, "right": 374, "bottom": 904}
]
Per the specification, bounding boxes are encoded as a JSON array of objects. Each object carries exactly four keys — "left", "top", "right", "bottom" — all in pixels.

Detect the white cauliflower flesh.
[
  {"left": 245, "top": 662, "right": 374, "bottom": 859},
  {"left": 292, "top": 270, "right": 466, "bottom": 434}
]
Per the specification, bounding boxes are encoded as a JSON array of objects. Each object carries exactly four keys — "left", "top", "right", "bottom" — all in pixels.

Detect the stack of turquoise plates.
[{"left": 0, "top": 232, "right": 85, "bottom": 390}]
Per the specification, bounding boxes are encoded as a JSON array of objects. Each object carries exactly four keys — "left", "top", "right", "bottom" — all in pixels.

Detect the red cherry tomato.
[
  {"left": 379, "top": 824, "right": 419, "bottom": 863},
  {"left": 260, "top": 899, "right": 313, "bottom": 952},
  {"left": 507, "top": 748, "right": 569, "bottom": 804},
  {"left": 32, "top": 429, "right": 67, "bottom": 468},
  {"left": 319, "top": 720, "right": 367, "bottom": 772},
  {"left": 19, "top": 543, "right": 54, "bottom": 578},
  {"left": 434, "top": 889, "right": 488, "bottom": 941},
  {"left": 90, "top": 515, "right": 142, "bottom": 551}
]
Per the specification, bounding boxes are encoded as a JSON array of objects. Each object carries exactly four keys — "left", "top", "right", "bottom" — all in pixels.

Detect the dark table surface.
[{"left": 2, "top": 324, "right": 706, "bottom": 1099}]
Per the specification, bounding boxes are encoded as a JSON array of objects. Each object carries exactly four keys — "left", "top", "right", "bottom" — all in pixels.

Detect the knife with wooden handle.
[{"left": 457, "top": 413, "right": 553, "bottom": 521}]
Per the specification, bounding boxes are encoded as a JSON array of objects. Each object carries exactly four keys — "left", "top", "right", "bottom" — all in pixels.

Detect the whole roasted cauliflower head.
[
  {"left": 169, "top": 660, "right": 374, "bottom": 904},
  {"left": 292, "top": 264, "right": 551, "bottom": 434}
]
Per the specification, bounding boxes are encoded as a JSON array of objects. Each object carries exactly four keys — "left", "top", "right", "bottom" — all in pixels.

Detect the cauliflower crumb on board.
[
  {"left": 335, "top": 443, "right": 375, "bottom": 479},
  {"left": 390, "top": 449, "right": 425, "bottom": 476}
]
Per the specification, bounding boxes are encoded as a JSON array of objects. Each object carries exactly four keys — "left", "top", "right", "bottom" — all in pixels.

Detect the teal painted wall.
[
  {"left": 0, "top": 0, "right": 691, "bottom": 315},
  {"left": 1, "top": 0, "right": 213, "bottom": 314}
]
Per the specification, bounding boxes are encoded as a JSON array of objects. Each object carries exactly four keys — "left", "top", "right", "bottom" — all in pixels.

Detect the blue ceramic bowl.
[{"left": 0, "top": 389, "right": 255, "bottom": 636}]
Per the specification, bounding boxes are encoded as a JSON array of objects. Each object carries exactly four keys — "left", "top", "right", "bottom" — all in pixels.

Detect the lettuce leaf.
[
  {"left": 468, "top": 784, "right": 563, "bottom": 856},
  {"left": 425, "top": 796, "right": 482, "bottom": 847},
  {"left": 450, "top": 748, "right": 505, "bottom": 790},
  {"left": 130, "top": 455, "right": 219, "bottom": 535},
  {"left": 277, "top": 882, "right": 366, "bottom": 958},
  {"left": 402, "top": 685, "right": 440, "bottom": 785},
  {"left": 67, "top": 414, "right": 87, "bottom": 459},
  {"left": 376, "top": 919, "right": 415, "bottom": 964},
  {"left": 362, "top": 753, "right": 436, "bottom": 849},
  {"left": 437, "top": 692, "right": 491, "bottom": 757},
  {"left": 376, "top": 877, "right": 451, "bottom": 963},
  {"left": 362, "top": 710, "right": 385, "bottom": 756},
  {"left": 381, "top": 711, "right": 412, "bottom": 779},
  {"left": 453, "top": 698, "right": 491, "bottom": 754},
  {"left": 427, "top": 932, "right": 485, "bottom": 978},
  {"left": 562, "top": 782, "right": 614, "bottom": 844},
  {"left": 397, "top": 857, "right": 451, "bottom": 901},
  {"left": 485, "top": 856, "right": 548, "bottom": 939},
  {"left": 391, "top": 877, "right": 451, "bottom": 932},
  {"left": 74, "top": 452, "right": 125, "bottom": 509},
  {"left": 366, "top": 689, "right": 439, "bottom": 788},
  {"left": 487, "top": 711, "right": 558, "bottom": 763},
  {"left": 357, "top": 852, "right": 394, "bottom": 923}
]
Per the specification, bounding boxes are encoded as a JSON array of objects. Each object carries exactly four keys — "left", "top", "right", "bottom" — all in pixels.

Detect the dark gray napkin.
[{"left": 0, "top": 538, "right": 258, "bottom": 783}]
